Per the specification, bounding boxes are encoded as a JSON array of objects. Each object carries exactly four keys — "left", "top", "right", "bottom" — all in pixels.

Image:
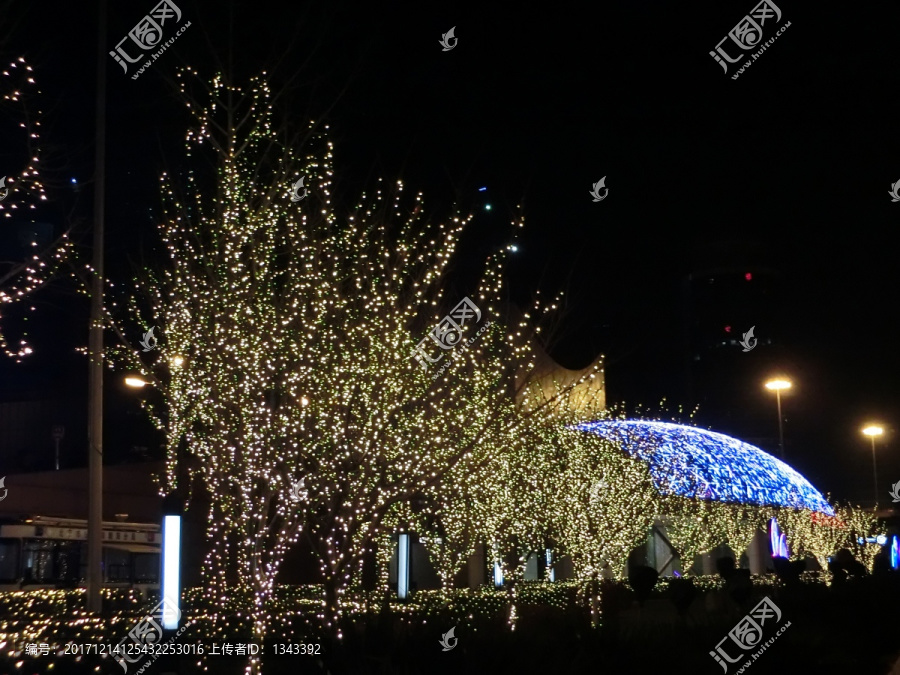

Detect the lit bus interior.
[{"left": 0, "top": 516, "right": 160, "bottom": 591}]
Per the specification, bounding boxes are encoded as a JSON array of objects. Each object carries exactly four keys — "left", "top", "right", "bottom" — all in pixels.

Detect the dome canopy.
[{"left": 576, "top": 420, "right": 834, "bottom": 515}]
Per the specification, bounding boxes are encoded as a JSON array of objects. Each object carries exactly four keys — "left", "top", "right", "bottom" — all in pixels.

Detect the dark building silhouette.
[{"left": 679, "top": 239, "right": 790, "bottom": 453}]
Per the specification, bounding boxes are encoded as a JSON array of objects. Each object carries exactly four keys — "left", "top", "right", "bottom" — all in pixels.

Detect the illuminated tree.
[
  {"left": 401, "top": 340, "right": 608, "bottom": 599},
  {"left": 107, "top": 68, "right": 601, "bottom": 671},
  {"left": 0, "top": 55, "right": 72, "bottom": 359},
  {"left": 650, "top": 498, "right": 874, "bottom": 575},
  {"left": 830, "top": 503, "right": 879, "bottom": 570},
  {"left": 714, "top": 503, "right": 768, "bottom": 561},
  {"left": 433, "top": 416, "right": 569, "bottom": 629},
  {"left": 662, "top": 499, "right": 752, "bottom": 570},
  {"left": 778, "top": 501, "right": 878, "bottom": 571},
  {"left": 557, "top": 431, "right": 659, "bottom": 579}
]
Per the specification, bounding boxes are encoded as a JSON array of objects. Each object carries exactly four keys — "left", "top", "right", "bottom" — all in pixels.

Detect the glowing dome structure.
[{"left": 576, "top": 420, "right": 834, "bottom": 516}]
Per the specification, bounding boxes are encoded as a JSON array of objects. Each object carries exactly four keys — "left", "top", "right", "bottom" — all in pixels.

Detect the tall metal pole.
[
  {"left": 871, "top": 437, "right": 879, "bottom": 509},
  {"left": 87, "top": 0, "right": 108, "bottom": 614},
  {"left": 775, "top": 389, "right": 784, "bottom": 460}
]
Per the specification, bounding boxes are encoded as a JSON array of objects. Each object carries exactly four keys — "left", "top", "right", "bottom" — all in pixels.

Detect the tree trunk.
[
  {"left": 323, "top": 575, "right": 341, "bottom": 633},
  {"left": 246, "top": 553, "right": 272, "bottom": 675},
  {"left": 248, "top": 598, "right": 268, "bottom": 675}
]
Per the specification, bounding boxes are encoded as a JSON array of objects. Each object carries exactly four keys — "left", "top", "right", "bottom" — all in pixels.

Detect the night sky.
[{"left": 1, "top": 1, "right": 898, "bottom": 507}]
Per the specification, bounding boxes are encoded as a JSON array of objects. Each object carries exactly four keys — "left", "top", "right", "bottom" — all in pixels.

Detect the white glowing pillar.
[
  {"left": 397, "top": 533, "right": 410, "bottom": 599},
  {"left": 161, "top": 515, "right": 181, "bottom": 629}
]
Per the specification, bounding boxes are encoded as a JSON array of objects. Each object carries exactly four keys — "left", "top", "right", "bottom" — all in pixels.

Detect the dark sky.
[{"left": 1, "top": 1, "right": 898, "bottom": 506}]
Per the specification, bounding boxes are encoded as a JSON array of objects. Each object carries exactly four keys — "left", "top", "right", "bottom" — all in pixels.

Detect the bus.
[{"left": 0, "top": 515, "right": 161, "bottom": 592}]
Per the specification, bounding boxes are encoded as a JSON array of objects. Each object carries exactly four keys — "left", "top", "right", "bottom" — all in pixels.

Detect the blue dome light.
[{"left": 575, "top": 420, "right": 835, "bottom": 515}]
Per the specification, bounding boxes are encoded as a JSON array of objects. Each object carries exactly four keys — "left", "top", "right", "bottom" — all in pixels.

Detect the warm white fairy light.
[
  {"left": 94, "top": 70, "right": 876, "bottom": 674},
  {"left": 99, "top": 68, "right": 614, "bottom": 666},
  {"left": 0, "top": 56, "right": 72, "bottom": 360}
]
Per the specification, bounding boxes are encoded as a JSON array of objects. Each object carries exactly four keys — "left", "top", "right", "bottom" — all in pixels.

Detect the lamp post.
[
  {"left": 87, "top": 0, "right": 109, "bottom": 615},
  {"left": 51, "top": 425, "right": 65, "bottom": 471},
  {"left": 862, "top": 425, "right": 884, "bottom": 508},
  {"left": 764, "top": 378, "right": 792, "bottom": 460}
]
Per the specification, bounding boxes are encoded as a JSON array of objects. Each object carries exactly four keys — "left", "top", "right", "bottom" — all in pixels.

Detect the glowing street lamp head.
[
  {"left": 125, "top": 376, "right": 149, "bottom": 388},
  {"left": 862, "top": 425, "right": 884, "bottom": 437},
  {"left": 765, "top": 378, "right": 792, "bottom": 391},
  {"left": 170, "top": 355, "right": 185, "bottom": 368}
]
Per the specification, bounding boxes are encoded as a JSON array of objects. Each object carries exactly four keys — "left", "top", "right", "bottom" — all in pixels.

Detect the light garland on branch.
[
  {"left": 104, "top": 68, "right": 604, "bottom": 672},
  {"left": 0, "top": 56, "right": 72, "bottom": 360},
  {"left": 96, "top": 71, "right": 878, "bottom": 672}
]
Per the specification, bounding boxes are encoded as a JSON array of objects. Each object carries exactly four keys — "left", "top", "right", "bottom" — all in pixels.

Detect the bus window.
[
  {"left": 55, "top": 541, "right": 81, "bottom": 584},
  {"left": 133, "top": 553, "right": 159, "bottom": 583},
  {"left": 0, "top": 540, "right": 19, "bottom": 582},
  {"left": 23, "top": 540, "right": 55, "bottom": 582},
  {"left": 105, "top": 547, "right": 131, "bottom": 582}
]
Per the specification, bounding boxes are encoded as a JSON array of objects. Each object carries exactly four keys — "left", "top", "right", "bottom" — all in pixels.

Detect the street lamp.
[
  {"left": 125, "top": 376, "right": 150, "bottom": 388},
  {"left": 764, "top": 378, "right": 792, "bottom": 460},
  {"left": 862, "top": 425, "right": 884, "bottom": 508}
]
